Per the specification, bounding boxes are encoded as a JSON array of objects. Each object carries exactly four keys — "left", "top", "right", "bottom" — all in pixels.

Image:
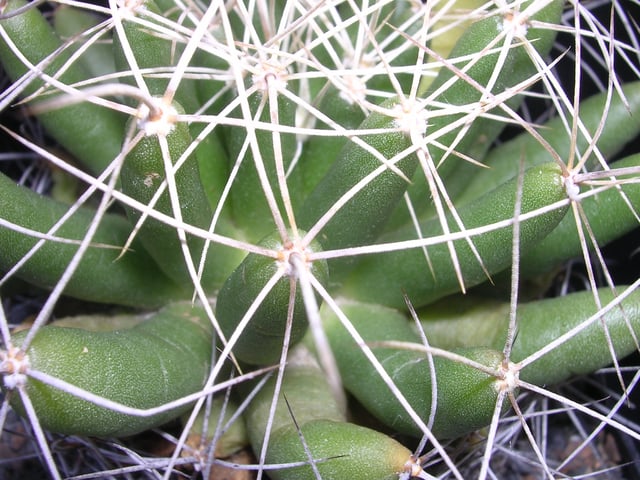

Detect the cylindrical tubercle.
[
  {"left": 3, "top": 302, "right": 214, "bottom": 437},
  {"left": 215, "top": 229, "right": 329, "bottom": 365},
  {"left": 344, "top": 162, "right": 569, "bottom": 309},
  {"left": 322, "top": 300, "right": 506, "bottom": 439},
  {"left": 242, "top": 345, "right": 417, "bottom": 480}
]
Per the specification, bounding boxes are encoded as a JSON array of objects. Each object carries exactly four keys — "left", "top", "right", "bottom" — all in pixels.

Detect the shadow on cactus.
[{"left": 1, "top": 0, "right": 639, "bottom": 479}]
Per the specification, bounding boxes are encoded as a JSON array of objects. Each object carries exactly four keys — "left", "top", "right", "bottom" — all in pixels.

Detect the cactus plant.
[{"left": 0, "top": 0, "right": 639, "bottom": 478}]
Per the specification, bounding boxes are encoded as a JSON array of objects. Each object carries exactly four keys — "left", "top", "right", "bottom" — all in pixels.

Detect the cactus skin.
[
  {"left": 0, "top": 171, "right": 183, "bottom": 308},
  {"left": 5, "top": 303, "right": 213, "bottom": 437},
  {"left": 242, "top": 346, "right": 415, "bottom": 480},
  {"left": 512, "top": 288, "right": 640, "bottom": 386},
  {"left": 119, "top": 100, "right": 236, "bottom": 290},
  {"left": 322, "top": 301, "right": 505, "bottom": 439},
  {"left": 298, "top": 96, "right": 419, "bottom": 278},
  {"left": 344, "top": 163, "right": 569, "bottom": 309}
]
